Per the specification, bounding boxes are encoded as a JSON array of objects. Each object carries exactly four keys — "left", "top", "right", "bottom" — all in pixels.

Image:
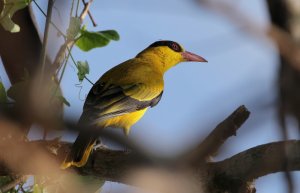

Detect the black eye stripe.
[{"left": 149, "top": 41, "right": 183, "bottom": 52}]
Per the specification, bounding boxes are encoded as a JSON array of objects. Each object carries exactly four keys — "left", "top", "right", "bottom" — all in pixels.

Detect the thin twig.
[
  {"left": 57, "top": 50, "right": 71, "bottom": 86},
  {"left": 32, "top": 0, "right": 66, "bottom": 38},
  {"left": 68, "top": 47, "right": 94, "bottom": 85},
  {"left": 34, "top": 3, "right": 94, "bottom": 85},
  {"left": 87, "top": 10, "right": 97, "bottom": 27},
  {"left": 39, "top": 0, "right": 54, "bottom": 80},
  {"left": 76, "top": 0, "right": 80, "bottom": 17},
  {"left": 70, "top": 0, "right": 75, "bottom": 17},
  {"left": 81, "top": 0, "right": 97, "bottom": 26},
  {"left": 79, "top": 0, "right": 93, "bottom": 22}
]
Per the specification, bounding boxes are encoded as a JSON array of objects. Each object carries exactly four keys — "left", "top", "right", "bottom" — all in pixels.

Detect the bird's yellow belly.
[{"left": 97, "top": 108, "right": 148, "bottom": 135}]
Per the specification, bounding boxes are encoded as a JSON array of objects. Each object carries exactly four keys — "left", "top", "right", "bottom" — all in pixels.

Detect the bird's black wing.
[{"left": 79, "top": 82, "right": 163, "bottom": 125}]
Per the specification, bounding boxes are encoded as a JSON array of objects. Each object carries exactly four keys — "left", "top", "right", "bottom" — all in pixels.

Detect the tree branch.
[
  {"left": 0, "top": 106, "right": 300, "bottom": 192},
  {"left": 51, "top": 0, "right": 95, "bottom": 73},
  {"left": 81, "top": 0, "right": 97, "bottom": 26},
  {"left": 0, "top": 140, "right": 153, "bottom": 183},
  {"left": 186, "top": 105, "right": 250, "bottom": 163},
  {"left": 214, "top": 140, "right": 300, "bottom": 182},
  {"left": 0, "top": 138, "right": 298, "bottom": 190}
]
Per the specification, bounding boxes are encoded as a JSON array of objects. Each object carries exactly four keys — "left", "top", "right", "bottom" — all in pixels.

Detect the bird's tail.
[{"left": 61, "top": 132, "right": 98, "bottom": 169}]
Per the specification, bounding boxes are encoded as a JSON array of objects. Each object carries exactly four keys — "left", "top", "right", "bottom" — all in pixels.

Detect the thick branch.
[
  {"left": 0, "top": 140, "right": 153, "bottom": 183},
  {"left": 213, "top": 140, "right": 300, "bottom": 182},
  {"left": 75, "top": 147, "right": 154, "bottom": 182},
  {"left": 0, "top": 139, "right": 298, "bottom": 187}
]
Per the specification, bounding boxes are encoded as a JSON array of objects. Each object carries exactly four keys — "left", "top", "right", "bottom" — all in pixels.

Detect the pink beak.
[{"left": 181, "top": 51, "right": 207, "bottom": 62}]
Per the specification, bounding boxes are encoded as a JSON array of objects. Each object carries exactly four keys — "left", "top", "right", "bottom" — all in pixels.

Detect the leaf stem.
[
  {"left": 32, "top": 0, "right": 66, "bottom": 38},
  {"left": 51, "top": 49, "right": 71, "bottom": 101},
  {"left": 34, "top": 0, "right": 94, "bottom": 86},
  {"left": 68, "top": 47, "right": 94, "bottom": 85},
  {"left": 58, "top": 53, "right": 70, "bottom": 86}
]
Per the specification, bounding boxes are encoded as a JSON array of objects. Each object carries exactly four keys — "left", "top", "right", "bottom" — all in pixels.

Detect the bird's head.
[{"left": 136, "top": 40, "right": 207, "bottom": 72}]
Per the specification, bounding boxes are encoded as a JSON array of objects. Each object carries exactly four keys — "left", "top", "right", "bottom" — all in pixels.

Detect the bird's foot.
[{"left": 93, "top": 139, "right": 108, "bottom": 150}]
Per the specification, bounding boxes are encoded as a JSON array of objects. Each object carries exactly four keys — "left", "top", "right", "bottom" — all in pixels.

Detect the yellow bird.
[{"left": 62, "top": 40, "right": 207, "bottom": 168}]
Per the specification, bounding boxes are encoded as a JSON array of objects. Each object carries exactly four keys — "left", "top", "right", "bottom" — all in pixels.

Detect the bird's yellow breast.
[
  {"left": 100, "top": 58, "right": 164, "bottom": 101},
  {"left": 96, "top": 108, "right": 148, "bottom": 135}
]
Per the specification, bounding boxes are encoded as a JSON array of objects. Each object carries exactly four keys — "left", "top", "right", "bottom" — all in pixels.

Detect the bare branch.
[
  {"left": 80, "top": 0, "right": 97, "bottom": 26},
  {"left": 186, "top": 105, "right": 250, "bottom": 163},
  {"left": 0, "top": 138, "right": 298, "bottom": 190},
  {"left": 214, "top": 140, "right": 300, "bottom": 182},
  {"left": 0, "top": 107, "right": 299, "bottom": 192},
  {"left": 0, "top": 140, "right": 153, "bottom": 183},
  {"left": 75, "top": 147, "right": 154, "bottom": 182}
]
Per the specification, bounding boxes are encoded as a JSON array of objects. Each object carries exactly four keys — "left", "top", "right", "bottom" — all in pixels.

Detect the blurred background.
[{"left": 0, "top": 0, "right": 299, "bottom": 192}]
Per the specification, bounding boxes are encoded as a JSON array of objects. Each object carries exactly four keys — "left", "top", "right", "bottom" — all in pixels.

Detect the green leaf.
[
  {"left": 76, "top": 29, "right": 119, "bottom": 51},
  {"left": 76, "top": 31, "right": 109, "bottom": 51},
  {"left": 0, "top": 82, "right": 7, "bottom": 103},
  {"left": 7, "top": 80, "right": 29, "bottom": 102},
  {"left": 99, "top": 30, "right": 120, "bottom": 41},
  {"left": 0, "top": 0, "right": 31, "bottom": 33},
  {"left": 0, "top": 176, "right": 12, "bottom": 187},
  {"left": 56, "top": 95, "right": 70, "bottom": 107},
  {"left": 7, "top": 70, "right": 30, "bottom": 101},
  {"left": 77, "top": 60, "right": 89, "bottom": 82},
  {"left": 66, "top": 17, "right": 81, "bottom": 40}
]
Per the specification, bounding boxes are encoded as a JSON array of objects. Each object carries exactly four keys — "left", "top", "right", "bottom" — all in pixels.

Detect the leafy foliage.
[
  {"left": 0, "top": 1, "right": 118, "bottom": 191},
  {"left": 77, "top": 60, "right": 89, "bottom": 82},
  {"left": 0, "top": 0, "right": 31, "bottom": 33},
  {"left": 76, "top": 28, "right": 120, "bottom": 51},
  {"left": 0, "top": 176, "right": 18, "bottom": 193},
  {"left": 99, "top": 30, "right": 120, "bottom": 41}
]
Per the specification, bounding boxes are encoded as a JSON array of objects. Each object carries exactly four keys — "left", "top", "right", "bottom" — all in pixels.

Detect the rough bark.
[{"left": 0, "top": 106, "right": 299, "bottom": 193}]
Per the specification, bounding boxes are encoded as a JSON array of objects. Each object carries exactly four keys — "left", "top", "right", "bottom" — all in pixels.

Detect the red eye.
[
  {"left": 171, "top": 43, "right": 179, "bottom": 51},
  {"left": 171, "top": 43, "right": 180, "bottom": 52}
]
